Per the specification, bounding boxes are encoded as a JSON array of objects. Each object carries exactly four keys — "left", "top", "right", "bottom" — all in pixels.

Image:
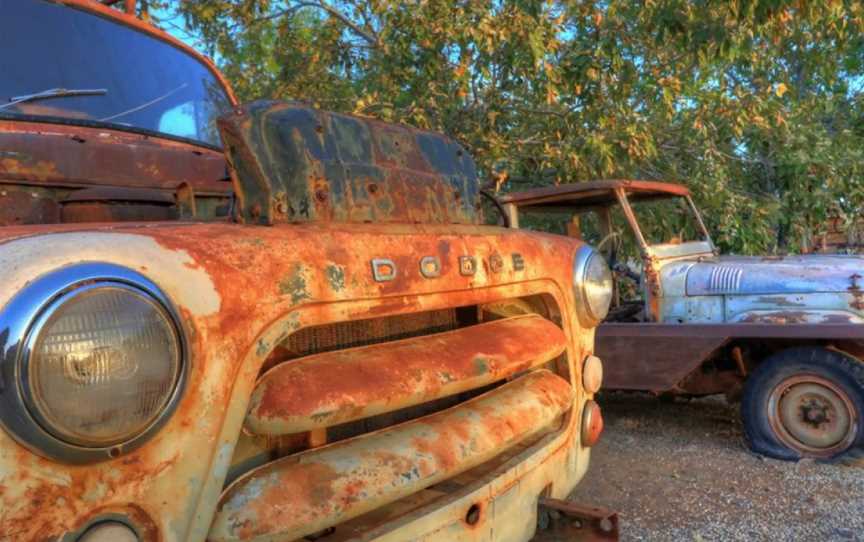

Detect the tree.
[{"left": 154, "top": 0, "right": 864, "bottom": 254}]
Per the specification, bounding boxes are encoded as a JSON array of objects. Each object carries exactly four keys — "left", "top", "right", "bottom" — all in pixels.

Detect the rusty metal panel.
[
  {"left": 0, "top": 222, "right": 587, "bottom": 540},
  {"left": 0, "top": 120, "right": 232, "bottom": 224},
  {"left": 217, "top": 101, "right": 480, "bottom": 225},
  {"left": 0, "top": 184, "right": 62, "bottom": 225},
  {"left": 0, "top": 120, "right": 230, "bottom": 193},
  {"left": 59, "top": 186, "right": 179, "bottom": 222},
  {"left": 598, "top": 322, "right": 864, "bottom": 392},
  {"left": 245, "top": 314, "right": 567, "bottom": 435},
  {"left": 209, "top": 370, "right": 573, "bottom": 542},
  {"left": 597, "top": 329, "right": 728, "bottom": 391},
  {"left": 498, "top": 179, "right": 690, "bottom": 211},
  {"left": 600, "top": 322, "right": 864, "bottom": 340}
]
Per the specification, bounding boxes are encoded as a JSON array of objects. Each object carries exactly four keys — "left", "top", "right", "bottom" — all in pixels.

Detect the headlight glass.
[
  {"left": 26, "top": 285, "right": 182, "bottom": 447},
  {"left": 583, "top": 251, "right": 613, "bottom": 321},
  {"left": 573, "top": 247, "right": 613, "bottom": 325}
]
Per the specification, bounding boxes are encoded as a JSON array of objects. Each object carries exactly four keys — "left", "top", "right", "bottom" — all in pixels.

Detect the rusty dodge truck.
[
  {"left": 502, "top": 180, "right": 864, "bottom": 462},
  {"left": 0, "top": 1, "right": 613, "bottom": 540}
]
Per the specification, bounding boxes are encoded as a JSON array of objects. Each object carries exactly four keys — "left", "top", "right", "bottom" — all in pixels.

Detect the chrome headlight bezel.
[
  {"left": 572, "top": 245, "right": 613, "bottom": 326},
  {"left": 0, "top": 263, "right": 187, "bottom": 464}
]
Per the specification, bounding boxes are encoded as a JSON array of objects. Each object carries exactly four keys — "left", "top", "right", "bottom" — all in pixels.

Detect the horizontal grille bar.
[
  {"left": 245, "top": 314, "right": 567, "bottom": 435},
  {"left": 210, "top": 369, "right": 573, "bottom": 542}
]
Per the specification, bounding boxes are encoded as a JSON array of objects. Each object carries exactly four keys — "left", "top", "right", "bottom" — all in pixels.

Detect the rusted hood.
[
  {"left": 684, "top": 255, "right": 864, "bottom": 296},
  {"left": 218, "top": 101, "right": 480, "bottom": 225},
  {"left": 0, "top": 211, "right": 591, "bottom": 540}
]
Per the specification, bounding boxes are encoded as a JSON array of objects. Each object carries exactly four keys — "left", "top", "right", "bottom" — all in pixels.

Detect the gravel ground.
[{"left": 568, "top": 392, "right": 864, "bottom": 541}]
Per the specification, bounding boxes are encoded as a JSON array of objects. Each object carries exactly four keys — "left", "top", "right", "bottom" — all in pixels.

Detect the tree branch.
[
  {"left": 249, "top": 1, "right": 378, "bottom": 46},
  {"left": 317, "top": 1, "right": 378, "bottom": 46}
]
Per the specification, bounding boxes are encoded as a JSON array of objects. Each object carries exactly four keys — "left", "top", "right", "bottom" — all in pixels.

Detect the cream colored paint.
[{"left": 0, "top": 232, "right": 220, "bottom": 316}]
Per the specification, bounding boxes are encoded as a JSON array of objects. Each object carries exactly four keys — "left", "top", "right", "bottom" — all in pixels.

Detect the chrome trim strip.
[{"left": 0, "top": 262, "right": 187, "bottom": 464}]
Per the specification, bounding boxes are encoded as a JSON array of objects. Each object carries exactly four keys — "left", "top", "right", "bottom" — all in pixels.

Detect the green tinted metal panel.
[{"left": 218, "top": 101, "right": 480, "bottom": 225}]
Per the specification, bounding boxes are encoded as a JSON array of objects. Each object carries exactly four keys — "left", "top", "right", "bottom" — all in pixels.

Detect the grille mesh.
[{"left": 281, "top": 309, "right": 459, "bottom": 361}]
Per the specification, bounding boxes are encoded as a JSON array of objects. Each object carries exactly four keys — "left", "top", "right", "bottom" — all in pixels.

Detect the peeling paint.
[
  {"left": 279, "top": 263, "right": 311, "bottom": 305},
  {"left": 0, "top": 221, "right": 592, "bottom": 541},
  {"left": 325, "top": 264, "right": 346, "bottom": 293},
  {"left": 211, "top": 370, "right": 574, "bottom": 541}
]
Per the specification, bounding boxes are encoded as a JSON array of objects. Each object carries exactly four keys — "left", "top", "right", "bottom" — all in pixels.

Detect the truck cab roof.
[{"left": 499, "top": 179, "right": 691, "bottom": 211}]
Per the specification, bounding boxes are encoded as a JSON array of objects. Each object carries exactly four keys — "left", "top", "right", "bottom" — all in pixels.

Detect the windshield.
[
  {"left": 627, "top": 195, "right": 708, "bottom": 246},
  {"left": 0, "top": 0, "right": 231, "bottom": 147}
]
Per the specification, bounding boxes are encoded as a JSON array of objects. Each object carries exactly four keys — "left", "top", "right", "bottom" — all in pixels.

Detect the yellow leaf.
[{"left": 775, "top": 83, "right": 788, "bottom": 97}]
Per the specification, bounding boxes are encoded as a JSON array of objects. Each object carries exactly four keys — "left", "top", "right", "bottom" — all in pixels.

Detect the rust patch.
[
  {"left": 848, "top": 273, "right": 864, "bottom": 310},
  {"left": 217, "top": 101, "right": 480, "bottom": 225},
  {"left": 0, "top": 120, "right": 232, "bottom": 225},
  {"left": 210, "top": 370, "right": 573, "bottom": 542},
  {"left": 0, "top": 218, "right": 586, "bottom": 540},
  {"left": 755, "top": 296, "right": 806, "bottom": 308},
  {"left": 738, "top": 311, "right": 810, "bottom": 324},
  {"left": 245, "top": 314, "right": 567, "bottom": 435}
]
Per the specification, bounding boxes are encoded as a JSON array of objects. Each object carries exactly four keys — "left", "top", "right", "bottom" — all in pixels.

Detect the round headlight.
[
  {"left": 0, "top": 263, "right": 186, "bottom": 463},
  {"left": 24, "top": 284, "right": 182, "bottom": 447},
  {"left": 573, "top": 245, "right": 613, "bottom": 325}
]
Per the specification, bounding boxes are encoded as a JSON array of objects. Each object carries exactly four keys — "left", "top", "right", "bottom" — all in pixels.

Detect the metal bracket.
[{"left": 533, "top": 498, "right": 619, "bottom": 541}]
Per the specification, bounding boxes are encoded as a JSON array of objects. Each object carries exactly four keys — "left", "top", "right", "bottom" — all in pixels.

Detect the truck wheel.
[{"left": 741, "top": 347, "right": 864, "bottom": 461}]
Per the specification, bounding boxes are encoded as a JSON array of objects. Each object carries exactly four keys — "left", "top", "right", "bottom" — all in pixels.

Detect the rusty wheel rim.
[{"left": 767, "top": 374, "right": 859, "bottom": 458}]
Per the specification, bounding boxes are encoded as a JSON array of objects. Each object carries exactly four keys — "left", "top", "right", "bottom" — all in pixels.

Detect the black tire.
[{"left": 741, "top": 346, "right": 864, "bottom": 461}]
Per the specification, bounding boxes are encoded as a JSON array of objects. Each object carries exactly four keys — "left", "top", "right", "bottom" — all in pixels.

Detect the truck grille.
[{"left": 215, "top": 302, "right": 572, "bottom": 542}]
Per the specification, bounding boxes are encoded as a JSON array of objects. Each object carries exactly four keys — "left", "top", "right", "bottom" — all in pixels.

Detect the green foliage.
[{"left": 155, "top": 0, "right": 864, "bottom": 254}]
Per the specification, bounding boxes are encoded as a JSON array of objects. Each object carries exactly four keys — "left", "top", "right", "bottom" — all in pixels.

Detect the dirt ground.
[{"left": 568, "top": 392, "right": 864, "bottom": 541}]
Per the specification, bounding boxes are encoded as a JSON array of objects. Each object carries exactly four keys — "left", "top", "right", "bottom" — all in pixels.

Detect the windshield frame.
[
  {"left": 615, "top": 188, "right": 715, "bottom": 259},
  {"left": 1, "top": 0, "right": 237, "bottom": 150}
]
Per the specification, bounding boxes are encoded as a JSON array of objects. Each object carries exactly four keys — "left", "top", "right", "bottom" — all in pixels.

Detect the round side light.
[
  {"left": 582, "top": 355, "right": 604, "bottom": 395},
  {"left": 581, "top": 400, "right": 604, "bottom": 447}
]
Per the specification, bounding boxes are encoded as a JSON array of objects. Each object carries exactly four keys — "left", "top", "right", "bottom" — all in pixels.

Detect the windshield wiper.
[{"left": 0, "top": 88, "right": 107, "bottom": 111}]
